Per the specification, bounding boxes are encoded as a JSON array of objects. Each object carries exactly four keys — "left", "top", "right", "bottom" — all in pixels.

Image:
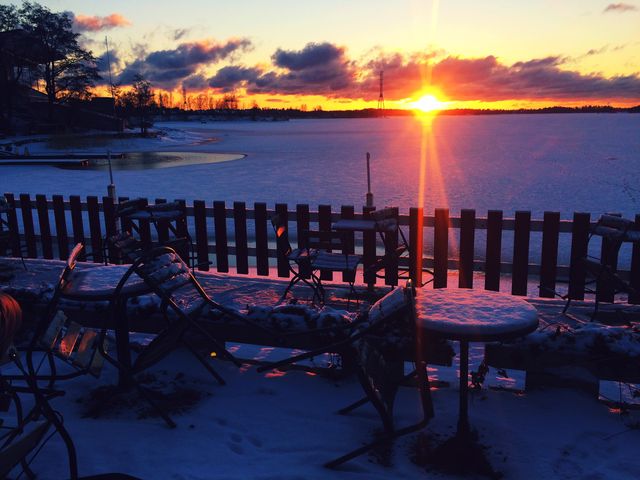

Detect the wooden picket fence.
[{"left": 2, "top": 193, "right": 640, "bottom": 303}]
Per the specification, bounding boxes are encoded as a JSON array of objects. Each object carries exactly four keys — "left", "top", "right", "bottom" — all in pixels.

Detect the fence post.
[
  {"left": 86, "top": 196, "right": 103, "bottom": 263},
  {"left": 318, "top": 205, "right": 332, "bottom": 281},
  {"left": 213, "top": 201, "right": 229, "bottom": 273},
  {"left": 275, "top": 203, "right": 289, "bottom": 277},
  {"left": 567, "top": 212, "right": 590, "bottom": 300},
  {"left": 35, "top": 194, "right": 53, "bottom": 259},
  {"left": 459, "top": 209, "right": 475, "bottom": 288},
  {"left": 485, "top": 210, "right": 503, "bottom": 291},
  {"left": 254, "top": 202, "right": 269, "bottom": 276},
  {"left": 409, "top": 207, "right": 423, "bottom": 287},
  {"left": 540, "top": 211, "right": 560, "bottom": 298},
  {"left": 69, "top": 195, "right": 85, "bottom": 261},
  {"left": 512, "top": 211, "right": 531, "bottom": 296},
  {"left": 233, "top": 202, "right": 249, "bottom": 275},
  {"left": 19, "top": 194, "right": 37, "bottom": 258},
  {"left": 340, "top": 205, "right": 356, "bottom": 284},
  {"left": 193, "top": 199, "right": 209, "bottom": 271},
  {"left": 434, "top": 208, "right": 449, "bottom": 288},
  {"left": 52, "top": 195, "right": 69, "bottom": 260}
]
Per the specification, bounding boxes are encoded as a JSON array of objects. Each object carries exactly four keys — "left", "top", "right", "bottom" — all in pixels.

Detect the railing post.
[
  {"left": 512, "top": 211, "right": 531, "bottom": 296},
  {"left": 459, "top": 209, "right": 475, "bottom": 288},
  {"left": 19, "top": 193, "right": 37, "bottom": 258},
  {"left": 35, "top": 194, "right": 53, "bottom": 259},
  {"left": 485, "top": 210, "right": 503, "bottom": 291},
  {"left": 52, "top": 195, "right": 69, "bottom": 260},
  {"left": 275, "top": 203, "right": 289, "bottom": 277},
  {"left": 254, "top": 202, "right": 269, "bottom": 276},
  {"left": 540, "top": 211, "right": 561, "bottom": 298},
  {"left": 193, "top": 199, "right": 209, "bottom": 271},
  {"left": 86, "top": 196, "right": 103, "bottom": 263},
  {"left": 233, "top": 202, "right": 249, "bottom": 275},
  {"left": 567, "top": 212, "right": 590, "bottom": 300},
  {"left": 409, "top": 207, "right": 423, "bottom": 287},
  {"left": 434, "top": 208, "right": 449, "bottom": 288},
  {"left": 213, "top": 200, "right": 229, "bottom": 273},
  {"left": 362, "top": 205, "right": 376, "bottom": 288}
]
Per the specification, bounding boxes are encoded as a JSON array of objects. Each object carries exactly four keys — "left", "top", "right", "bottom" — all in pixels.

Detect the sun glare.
[{"left": 412, "top": 94, "right": 446, "bottom": 113}]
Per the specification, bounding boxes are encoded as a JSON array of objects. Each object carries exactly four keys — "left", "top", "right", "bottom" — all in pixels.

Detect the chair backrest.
[
  {"left": 134, "top": 248, "right": 208, "bottom": 319},
  {"left": 366, "top": 282, "right": 413, "bottom": 329},
  {"left": 271, "top": 214, "right": 293, "bottom": 257},
  {"left": 369, "top": 207, "right": 399, "bottom": 232}
]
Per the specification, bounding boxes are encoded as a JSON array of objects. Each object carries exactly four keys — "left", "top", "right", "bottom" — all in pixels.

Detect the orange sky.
[{"left": 40, "top": 0, "right": 640, "bottom": 109}]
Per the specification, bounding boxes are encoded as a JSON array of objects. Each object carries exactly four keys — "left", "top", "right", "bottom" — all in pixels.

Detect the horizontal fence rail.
[{"left": 2, "top": 193, "right": 639, "bottom": 303}]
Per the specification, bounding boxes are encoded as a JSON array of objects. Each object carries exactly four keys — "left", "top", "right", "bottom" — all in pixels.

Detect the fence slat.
[
  {"left": 4, "top": 194, "right": 21, "bottom": 256},
  {"left": 86, "top": 196, "right": 103, "bottom": 263},
  {"left": 52, "top": 195, "right": 69, "bottom": 260},
  {"left": 254, "top": 202, "right": 269, "bottom": 276},
  {"left": 174, "top": 200, "right": 190, "bottom": 261},
  {"left": 362, "top": 206, "right": 376, "bottom": 287},
  {"left": 19, "top": 194, "right": 37, "bottom": 258},
  {"left": 35, "top": 195, "right": 53, "bottom": 259},
  {"left": 598, "top": 213, "right": 620, "bottom": 303},
  {"left": 318, "top": 204, "right": 332, "bottom": 281},
  {"left": 540, "top": 211, "right": 561, "bottom": 298},
  {"left": 193, "top": 200, "right": 210, "bottom": 271},
  {"left": 567, "top": 212, "right": 590, "bottom": 300},
  {"left": 275, "top": 203, "right": 289, "bottom": 277},
  {"left": 512, "top": 211, "right": 531, "bottom": 296},
  {"left": 385, "top": 207, "right": 399, "bottom": 286},
  {"left": 434, "top": 208, "right": 449, "bottom": 288},
  {"left": 69, "top": 195, "right": 85, "bottom": 261},
  {"left": 233, "top": 202, "right": 249, "bottom": 274},
  {"left": 340, "top": 205, "right": 356, "bottom": 284},
  {"left": 485, "top": 210, "right": 503, "bottom": 291},
  {"left": 296, "top": 204, "right": 310, "bottom": 279},
  {"left": 459, "top": 209, "right": 475, "bottom": 288},
  {"left": 213, "top": 201, "right": 229, "bottom": 273},
  {"left": 630, "top": 214, "right": 640, "bottom": 304},
  {"left": 409, "top": 207, "right": 423, "bottom": 286}
]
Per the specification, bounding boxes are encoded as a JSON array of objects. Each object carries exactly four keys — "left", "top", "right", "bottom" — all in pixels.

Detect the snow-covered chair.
[
  {"left": 563, "top": 214, "right": 639, "bottom": 318},
  {"left": 258, "top": 282, "right": 435, "bottom": 467}
]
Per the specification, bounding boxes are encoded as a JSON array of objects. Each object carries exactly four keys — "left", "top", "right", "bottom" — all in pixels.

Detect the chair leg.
[{"left": 182, "top": 338, "right": 226, "bottom": 386}]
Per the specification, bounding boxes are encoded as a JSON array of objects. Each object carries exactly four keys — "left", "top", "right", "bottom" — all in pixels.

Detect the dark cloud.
[
  {"left": 272, "top": 42, "right": 343, "bottom": 70},
  {"left": 363, "top": 53, "right": 640, "bottom": 102},
  {"left": 242, "top": 42, "right": 356, "bottom": 96},
  {"left": 73, "top": 13, "right": 131, "bottom": 32},
  {"left": 208, "top": 66, "right": 262, "bottom": 91},
  {"left": 603, "top": 3, "right": 638, "bottom": 13},
  {"left": 117, "top": 38, "right": 252, "bottom": 89}
]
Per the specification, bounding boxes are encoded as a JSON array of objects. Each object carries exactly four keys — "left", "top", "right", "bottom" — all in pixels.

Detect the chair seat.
[
  {"left": 313, "top": 251, "right": 360, "bottom": 271},
  {"left": 61, "top": 268, "right": 150, "bottom": 301}
]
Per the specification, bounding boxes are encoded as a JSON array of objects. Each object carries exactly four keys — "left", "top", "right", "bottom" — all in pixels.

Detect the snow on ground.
[
  {"left": 1, "top": 258, "right": 640, "bottom": 479},
  {"left": 3, "top": 342, "right": 640, "bottom": 479}
]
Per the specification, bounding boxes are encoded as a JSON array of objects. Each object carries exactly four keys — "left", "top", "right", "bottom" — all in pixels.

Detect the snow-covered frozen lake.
[{"left": 2, "top": 114, "right": 639, "bottom": 219}]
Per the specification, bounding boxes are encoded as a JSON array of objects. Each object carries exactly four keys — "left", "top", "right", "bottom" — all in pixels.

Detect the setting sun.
[{"left": 411, "top": 94, "right": 446, "bottom": 113}]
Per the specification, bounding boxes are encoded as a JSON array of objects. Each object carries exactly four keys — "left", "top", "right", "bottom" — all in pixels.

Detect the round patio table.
[{"left": 416, "top": 288, "right": 538, "bottom": 475}]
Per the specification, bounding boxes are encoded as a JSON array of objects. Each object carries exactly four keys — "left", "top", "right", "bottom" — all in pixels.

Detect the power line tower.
[{"left": 377, "top": 71, "right": 385, "bottom": 114}]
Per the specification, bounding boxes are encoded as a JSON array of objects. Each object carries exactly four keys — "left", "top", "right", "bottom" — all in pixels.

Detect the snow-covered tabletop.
[{"left": 417, "top": 288, "right": 539, "bottom": 342}]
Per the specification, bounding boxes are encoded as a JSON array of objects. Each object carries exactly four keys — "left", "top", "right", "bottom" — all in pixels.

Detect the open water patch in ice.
[{"left": 58, "top": 151, "right": 245, "bottom": 171}]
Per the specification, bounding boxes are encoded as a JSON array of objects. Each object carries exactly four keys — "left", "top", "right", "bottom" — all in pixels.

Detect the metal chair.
[
  {"left": 563, "top": 214, "right": 639, "bottom": 318},
  {"left": 271, "top": 213, "right": 361, "bottom": 304},
  {"left": 0, "top": 292, "right": 78, "bottom": 479},
  {"left": 258, "top": 282, "right": 434, "bottom": 467}
]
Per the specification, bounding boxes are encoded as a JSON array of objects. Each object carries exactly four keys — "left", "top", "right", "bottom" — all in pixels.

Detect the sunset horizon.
[{"left": 23, "top": 0, "right": 640, "bottom": 110}]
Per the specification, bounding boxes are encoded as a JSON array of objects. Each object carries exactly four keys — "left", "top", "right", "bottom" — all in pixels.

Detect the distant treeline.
[{"left": 154, "top": 104, "right": 640, "bottom": 122}]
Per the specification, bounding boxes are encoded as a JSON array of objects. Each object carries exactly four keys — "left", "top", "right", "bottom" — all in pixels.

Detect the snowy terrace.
[{"left": 1, "top": 256, "right": 640, "bottom": 479}]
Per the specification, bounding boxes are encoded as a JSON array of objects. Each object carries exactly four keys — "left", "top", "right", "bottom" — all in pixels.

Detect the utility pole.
[{"left": 377, "top": 71, "right": 385, "bottom": 115}]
